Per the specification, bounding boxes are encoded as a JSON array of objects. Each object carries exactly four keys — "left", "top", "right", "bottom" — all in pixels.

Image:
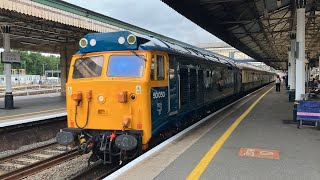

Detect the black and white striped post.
[{"left": 1, "top": 25, "right": 14, "bottom": 109}]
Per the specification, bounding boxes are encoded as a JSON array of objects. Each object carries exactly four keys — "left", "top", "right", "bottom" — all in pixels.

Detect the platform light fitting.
[
  {"left": 264, "top": 9, "right": 269, "bottom": 18},
  {"left": 127, "top": 34, "right": 136, "bottom": 45},
  {"left": 79, "top": 38, "right": 88, "bottom": 48},
  {"left": 277, "top": 0, "right": 281, "bottom": 7}
]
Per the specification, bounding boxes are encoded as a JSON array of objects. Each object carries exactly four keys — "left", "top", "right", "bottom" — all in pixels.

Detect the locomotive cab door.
[
  {"left": 150, "top": 54, "right": 169, "bottom": 129},
  {"left": 168, "top": 55, "right": 179, "bottom": 115}
]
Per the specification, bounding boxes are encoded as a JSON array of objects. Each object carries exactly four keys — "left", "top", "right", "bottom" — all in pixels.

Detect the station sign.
[{"left": 1, "top": 52, "right": 21, "bottom": 63}]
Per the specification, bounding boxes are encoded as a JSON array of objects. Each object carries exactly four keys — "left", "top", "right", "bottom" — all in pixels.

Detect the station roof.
[
  {"left": 162, "top": 0, "right": 320, "bottom": 70},
  {"left": 0, "top": 0, "right": 192, "bottom": 54}
]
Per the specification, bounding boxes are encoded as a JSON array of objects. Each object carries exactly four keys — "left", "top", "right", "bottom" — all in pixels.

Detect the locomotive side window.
[
  {"left": 150, "top": 55, "right": 155, "bottom": 80},
  {"left": 72, "top": 56, "right": 104, "bottom": 79},
  {"left": 169, "top": 57, "right": 175, "bottom": 80},
  {"left": 157, "top": 55, "right": 165, "bottom": 80},
  {"left": 150, "top": 55, "right": 165, "bottom": 81},
  {"left": 108, "top": 55, "right": 145, "bottom": 77}
]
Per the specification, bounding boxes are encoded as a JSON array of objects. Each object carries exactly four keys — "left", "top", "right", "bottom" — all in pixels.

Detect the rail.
[{"left": 0, "top": 143, "right": 78, "bottom": 180}]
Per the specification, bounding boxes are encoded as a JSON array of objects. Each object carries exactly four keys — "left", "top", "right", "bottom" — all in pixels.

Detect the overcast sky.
[{"left": 63, "top": 0, "right": 221, "bottom": 46}]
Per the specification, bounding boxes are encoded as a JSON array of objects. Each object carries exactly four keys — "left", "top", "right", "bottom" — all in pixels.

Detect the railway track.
[
  {"left": 71, "top": 162, "right": 121, "bottom": 180},
  {"left": 0, "top": 143, "right": 79, "bottom": 180},
  {"left": 0, "top": 115, "right": 66, "bottom": 152}
]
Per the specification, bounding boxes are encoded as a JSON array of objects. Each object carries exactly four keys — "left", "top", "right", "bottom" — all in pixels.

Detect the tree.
[{"left": 0, "top": 51, "right": 60, "bottom": 75}]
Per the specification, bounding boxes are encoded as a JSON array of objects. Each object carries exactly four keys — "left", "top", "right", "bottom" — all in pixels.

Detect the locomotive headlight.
[
  {"left": 118, "top": 36, "right": 125, "bottom": 44},
  {"left": 79, "top": 38, "right": 88, "bottom": 48},
  {"left": 98, "top": 95, "right": 105, "bottom": 103},
  {"left": 127, "top": 34, "right": 136, "bottom": 45},
  {"left": 89, "top": 39, "right": 96, "bottom": 46}
]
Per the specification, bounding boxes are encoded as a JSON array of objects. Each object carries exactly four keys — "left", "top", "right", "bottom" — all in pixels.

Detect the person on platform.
[{"left": 276, "top": 75, "right": 281, "bottom": 92}]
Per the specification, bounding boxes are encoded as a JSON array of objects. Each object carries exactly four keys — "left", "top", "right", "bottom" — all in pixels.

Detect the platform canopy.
[
  {"left": 0, "top": 0, "right": 186, "bottom": 54},
  {"left": 162, "top": 0, "right": 320, "bottom": 70}
]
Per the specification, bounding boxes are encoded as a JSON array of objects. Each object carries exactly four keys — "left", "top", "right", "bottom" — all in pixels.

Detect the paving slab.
[{"left": 156, "top": 86, "right": 320, "bottom": 180}]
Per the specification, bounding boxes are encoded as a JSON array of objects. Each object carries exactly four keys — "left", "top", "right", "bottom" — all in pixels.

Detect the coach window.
[{"left": 157, "top": 55, "right": 165, "bottom": 80}]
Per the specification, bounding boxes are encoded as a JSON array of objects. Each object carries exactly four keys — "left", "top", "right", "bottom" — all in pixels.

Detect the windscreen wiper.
[
  {"left": 73, "top": 53, "right": 88, "bottom": 69},
  {"left": 130, "top": 50, "right": 146, "bottom": 61}
]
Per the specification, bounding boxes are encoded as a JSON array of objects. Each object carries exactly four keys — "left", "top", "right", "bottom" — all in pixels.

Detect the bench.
[{"left": 297, "top": 100, "right": 320, "bottom": 129}]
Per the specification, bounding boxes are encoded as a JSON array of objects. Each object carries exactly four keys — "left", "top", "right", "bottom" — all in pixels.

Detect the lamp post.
[
  {"left": 41, "top": 63, "right": 47, "bottom": 84},
  {"left": 57, "top": 62, "right": 60, "bottom": 84},
  {"left": 22, "top": 61, "right": 27, "bottom": 74},
  {"left": 42, "top": 63, "right": 47, "bottom": 77}
]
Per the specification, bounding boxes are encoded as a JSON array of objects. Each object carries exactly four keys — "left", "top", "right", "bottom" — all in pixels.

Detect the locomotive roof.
[{"left": 78, "top": 31, "right": 237, "bottom": 67}]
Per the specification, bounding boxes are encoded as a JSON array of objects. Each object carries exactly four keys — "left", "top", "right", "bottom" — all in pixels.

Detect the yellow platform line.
[
  {"left": 0, "top": 108, "right": 66, "bottom": 119},
  {"left": 186, "top": 86, "right": 274, "bottom": 180}
]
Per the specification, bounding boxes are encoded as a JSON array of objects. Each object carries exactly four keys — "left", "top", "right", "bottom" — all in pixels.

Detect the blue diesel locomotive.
[{"left": 56, "top": 31, "right": 275, "bottom": 164}]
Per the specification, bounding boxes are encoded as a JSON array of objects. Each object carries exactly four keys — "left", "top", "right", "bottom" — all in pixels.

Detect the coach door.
[{"left": 168, "top": 55, "right": 179, "bottom": 115}]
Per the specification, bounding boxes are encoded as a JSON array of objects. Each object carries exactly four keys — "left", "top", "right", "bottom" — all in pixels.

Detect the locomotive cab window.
[
  {"left": 150, "top": 55, "right": 165, "bottom": 81},
  {"left": 107, "top": 55, "right": 145, "bottom": 77},
  {"left": 150, "top": 55, "right": 155, "bottom": 80},
  {"left": 157, "top": 55, "right": 165, "bottom": 80},
  {"left": 73, "top": 56, "right": 104, "bottom": 79}
]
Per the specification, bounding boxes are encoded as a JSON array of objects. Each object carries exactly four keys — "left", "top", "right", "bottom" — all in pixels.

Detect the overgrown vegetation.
[{"left": 0, "top": 51, "right": 60, "bottom": 75}]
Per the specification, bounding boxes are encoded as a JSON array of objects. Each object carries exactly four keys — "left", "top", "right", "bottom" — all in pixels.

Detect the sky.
[{"left": 63, "top": 0, "right": 221, "bottom": 46}]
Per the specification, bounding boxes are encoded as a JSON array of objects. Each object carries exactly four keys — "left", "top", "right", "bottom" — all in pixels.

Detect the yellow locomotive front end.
[
  {"left": 64, "top": 52, "right": 150, "bottom": 163},
  {"left": 56, "top": 32, "right": 159, "bottom": 164},
  {"left": 67, "top": 51, "right": 150, "bottom": 140}
]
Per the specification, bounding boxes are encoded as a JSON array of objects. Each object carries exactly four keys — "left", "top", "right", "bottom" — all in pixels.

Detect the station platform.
[
  {"left": 111, "top": 85, "right": 320, "bottom": 180},
  {"left": 0, "top": 93, "right": 66, "bottom": 127}
]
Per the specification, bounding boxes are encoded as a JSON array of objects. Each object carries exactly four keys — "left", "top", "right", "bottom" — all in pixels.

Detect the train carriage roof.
[
  {"left": 78, "top": 31, "right": 238, "bottom": 68},
  {"left": 237, "top": 63, "right": 276, "bottom": 74}
]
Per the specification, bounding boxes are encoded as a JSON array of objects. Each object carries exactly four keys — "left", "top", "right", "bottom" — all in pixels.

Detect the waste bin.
[
  {"left": 293, "top": 102, "right": 298, "bottom": 122},
  {"left": 288, "top": 90, "right": 295, "bottom": 102}
]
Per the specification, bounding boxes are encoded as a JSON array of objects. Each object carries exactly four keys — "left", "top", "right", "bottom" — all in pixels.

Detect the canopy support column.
[{"left": 295, "top": 0, "right": 306, "bottom": 100}]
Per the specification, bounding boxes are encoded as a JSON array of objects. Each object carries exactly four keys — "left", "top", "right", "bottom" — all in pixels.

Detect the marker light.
[
  {"left": 127, "top": 34, "right": 136, "bottom": 45},
  {"left": 98, "top": 95, "right": 105, "bottom": 103},
  {"left": 118, "top": 36, "right": 125, "bottom": 44},
  {"left": 90, "top": 39, "right": 96, "bottom": 46},
  {"left": 79, "top": 38, "right": 88, "bottom": 48},
  {"left": 130, "top": 94, "right": 136, "bottom": 101}
]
